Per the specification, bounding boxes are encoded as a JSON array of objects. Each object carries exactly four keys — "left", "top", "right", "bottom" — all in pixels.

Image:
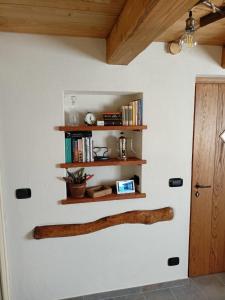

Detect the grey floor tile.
[
  {"left": 84, "top": 287, "right": 142, "bottom": 300},
  {"left": 144, "top": 289, "right": 175, "bottom": 300},
  {"left": 105, "top": 296, "right": 128, "bottom": 300},
  {"left": 191, "top": 274, "right": 225, "bottom": 300},
  {"left": 142, "top": 279, "right": 189, "bottom": 292},
  {"left": 126, "top": 294, "right": 146, "bottom": 300},
  {"left": 216, "top": 273, "right": 225, "bottom": 285},
  {"left": 170, "top": 281, "right": 206, "bottom": 300}
]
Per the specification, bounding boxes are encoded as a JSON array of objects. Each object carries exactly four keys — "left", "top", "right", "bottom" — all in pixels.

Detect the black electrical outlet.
[
  {"left": 168, "top": 257, "right": 180, "bottom": 266},
  {"left": 169, "top": 178, "right": 183, "bottom": 187},
  {"left": 16, "top": 188, "right": 31, "bottom": 199}
]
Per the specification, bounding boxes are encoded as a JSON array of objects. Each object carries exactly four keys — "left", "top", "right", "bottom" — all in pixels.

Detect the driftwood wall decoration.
[{"left": 33, "top": 207, "right": 174, "bottom": 239}]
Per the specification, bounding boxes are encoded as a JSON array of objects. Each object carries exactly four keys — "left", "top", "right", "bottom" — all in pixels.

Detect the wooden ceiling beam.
[
  {"left": 200, "top": 7, "right": 225, "bottom": 27},
  {"left": 106, "top": 0, "right": 200, "bottom": 65}
]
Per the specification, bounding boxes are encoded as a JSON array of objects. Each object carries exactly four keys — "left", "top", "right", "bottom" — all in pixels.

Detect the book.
[
  {"left": 103, "top": 112, "right": 121, "bottom": 116},
  {"left": 85, "top": 137, "right": 90, "bottom": 162},
  {"left": 103, "top": 113, "right": 122, "bottom": 120},
  {"left": 128, "top": 105, "right": 133, "bottom": 125},
  {"left": 138, "top": 99, "right": 143, "bottom": 125},
  {"left": 82, "top": 137, "right": 86, "bottom": 162},
  {"left": 135, "top": 100, "right": 138, "bottom": 125},
  {"left": 122, "top": 106, "right": 126, "bottom": 126},
  {"left": 89, "top": 137, "right": 94, "bottom": 162},
  {"left": 72, "top": 139, "right": 79, "bottom": 162},
  {"left": 132, "top": 101, "right": 136, "bottom": 125},
  {"left": 125, "top": 106, "right": 129, "bottom": 126},
  {"left": 78, "top": 139, "right": 83, "bottom": 162},
  {"left": 65, "top": 132, "right": 72, "bottom": 163},
  {"left": 104, "top": 120, "right": 122, "bottom": 126}
]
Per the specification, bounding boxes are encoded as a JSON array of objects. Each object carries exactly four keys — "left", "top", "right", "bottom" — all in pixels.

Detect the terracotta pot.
[{"left": 68, "top": 182, "right": 86, "bottom": 198}]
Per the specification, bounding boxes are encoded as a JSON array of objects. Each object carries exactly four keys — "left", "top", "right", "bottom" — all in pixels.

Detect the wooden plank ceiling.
[
  {"left": 0, "top": 0, "right": 225, "bottom": 64},
  {"left": 0, "top": 0, "right": 126, "bottom": 38}
]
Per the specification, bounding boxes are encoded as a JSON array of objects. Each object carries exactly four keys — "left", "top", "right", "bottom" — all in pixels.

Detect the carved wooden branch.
[{"left": 33, "top": 207, "right": 173, "bottom": 239}]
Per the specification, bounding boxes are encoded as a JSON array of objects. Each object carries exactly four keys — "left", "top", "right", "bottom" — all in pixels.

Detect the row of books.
[
  {"left": 121, "top": 99, "right": 143, "bottom": 126},
  {"left": 98, "top": 112, "right": 122, "bottom": 126},
  {"left": 65, "top": 131, "right": 94, "bottom": 163}
]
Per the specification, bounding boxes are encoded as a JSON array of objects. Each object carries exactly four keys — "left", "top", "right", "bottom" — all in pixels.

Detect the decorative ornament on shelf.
[
  {"left": 84, "top": 112, "right": 96, "bottom": 125},
  {"left": 179, "top": 10, "right": 198, "bottom": 49}
]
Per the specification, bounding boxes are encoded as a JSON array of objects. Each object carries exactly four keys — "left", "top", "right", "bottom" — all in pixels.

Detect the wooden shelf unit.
[
  {"left": 61, "top": 192, "right": 146, "bottom": 205},
  {"left": 58, "top": 157, "right": 147, "bottom": 168},
  {"left": 57, "top": 125, "right": 147, "bottom": 131}
]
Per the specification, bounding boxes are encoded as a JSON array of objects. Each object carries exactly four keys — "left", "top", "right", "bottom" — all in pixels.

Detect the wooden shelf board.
[
  {"left": 57, "top": 125, "right": 147, "bottom": 131},
  {"left": 61, "top": 192, "right": 146, "bottom": 204},
  {"left": 58, "top": 157, "right": 147, "bottom": 168}
]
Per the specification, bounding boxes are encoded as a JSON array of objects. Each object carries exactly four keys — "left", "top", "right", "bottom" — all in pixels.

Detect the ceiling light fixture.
[
  {"left": 179, "top": 10, "right": 197, "bottom": 48},
  {"left": 201, "top": 0, "right": 220, "bottom": 13}
]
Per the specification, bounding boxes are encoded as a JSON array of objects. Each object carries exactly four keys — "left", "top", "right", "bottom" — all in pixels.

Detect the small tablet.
[{"left": 116, "top": 180, "right": 135, "bottom": 194}]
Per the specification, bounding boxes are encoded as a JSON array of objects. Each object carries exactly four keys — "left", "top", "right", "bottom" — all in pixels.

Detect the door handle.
[{"left": 195, "top": 183, "right": 212, "bottom": 189}]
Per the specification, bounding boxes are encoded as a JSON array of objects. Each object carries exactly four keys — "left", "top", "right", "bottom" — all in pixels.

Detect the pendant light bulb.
[{"left": 179, "top": 10, "right": 197, "bottom": 49}]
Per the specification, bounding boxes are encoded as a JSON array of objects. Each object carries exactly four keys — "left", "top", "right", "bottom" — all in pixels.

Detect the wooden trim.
[
  {"left": 0, "top": 174, "right": 10, "bottom": 300},
  {"left": 61, "top": 192, "right": 146, "bottom": 205},
  {"left": 200, "top": 8, "right": 225, "bottom": 28},
  {"left": 33, "top": 207, "right": 174, "bottom": 239},
  {"left": 58, "top": 157, "right": 147, "bottom": 168},
  {"left": 222, "top": 46, "right": 225, "bottom": 69},
  {"left": 196, "top": 77, "right": 225, "bottom": 84},
  {"left": 57, "top": 125, "right": 147, "bottom": 131},
  {"left": 107, "top": 0, "right": 199, "bottom": 65}
]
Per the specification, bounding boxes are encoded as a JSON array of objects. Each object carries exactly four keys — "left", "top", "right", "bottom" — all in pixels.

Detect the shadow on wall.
[
  {"left": 163, "top": 42, "right": 222, "bottom": 68},
  {"left": 46, "top": 35, "right": 107, "bottom": 63},
  {"left": 199, "top": 45, "right": 222, "bottom": 66}
]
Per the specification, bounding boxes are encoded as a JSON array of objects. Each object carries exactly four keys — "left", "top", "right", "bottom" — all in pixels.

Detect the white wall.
[{"left": 0, "top": 33, "right": 224, "bottom": 300}]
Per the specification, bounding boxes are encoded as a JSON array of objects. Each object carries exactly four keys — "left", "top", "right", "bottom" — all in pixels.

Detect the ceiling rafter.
[{"left": 107, "top": 0, "right": 200, "bottom": 65}]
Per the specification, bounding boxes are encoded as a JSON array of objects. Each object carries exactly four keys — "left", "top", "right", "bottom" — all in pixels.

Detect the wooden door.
[{"left": 189, "top": 82, "right": 225, "bottom": 277}]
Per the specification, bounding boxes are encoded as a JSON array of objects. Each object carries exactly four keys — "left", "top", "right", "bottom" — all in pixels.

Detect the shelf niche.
[{"left": 62, "top": 90, "right": 146, "bottom": 203}]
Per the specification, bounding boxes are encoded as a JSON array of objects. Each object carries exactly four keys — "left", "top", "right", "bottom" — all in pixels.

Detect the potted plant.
[{"left": 63, "top": 168, "right": 94, "bottom": 198}]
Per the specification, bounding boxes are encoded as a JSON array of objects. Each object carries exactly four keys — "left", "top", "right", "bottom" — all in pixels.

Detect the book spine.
[
  {"left": 137, "top": 100, "right": 140, "bottom": 125},
  {"left": 85, "top": 137, "right": 90, "bottom": 162},
  {"left": 139, "top": 99, "right": 143, "bottom": 125},
  {"left": 128, "top": 105, "right": 133, "bottom": 126},
  {"left": 72, "top": 139, "right": 79, "bottom": 162},
  {"left": 103, "top": 112, "right": 121, "bottom": 115},
  {"left": 135, "top": 101, "right": 138, "bottom": 125},
  {"left": 125, "top": 106, "right": 129, "bottom": 126},
  {"left": 103, "top": 114, "right": 122, "bottom": 120},
  {"left": 89, "top": 137, "right": 94, "bottom": 162},
  {"left": 132, "top": 101, "right": 136, "bottom": 125},
  {"left": 78, "top": 139, "right": 83, "bottom": 162},
  {"left": 122, "top": 106, "right": 126, "bottom": 126},
  {"left": 82, "top": 137, "right": 86, "bottom": 162},
  {"left": 71, "top": 131, "right": 92, "bottom": 138},
  {"left": 65, "top": 133, "right": 72, "bottom": 163},
  {"left": 104, "top": 120, "right": 122, "bottom": 126}
]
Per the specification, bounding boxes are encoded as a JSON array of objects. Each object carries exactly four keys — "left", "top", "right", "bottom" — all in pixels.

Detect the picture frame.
[{"left": 116, "top": 180, "right": 135, "bottom": 194}]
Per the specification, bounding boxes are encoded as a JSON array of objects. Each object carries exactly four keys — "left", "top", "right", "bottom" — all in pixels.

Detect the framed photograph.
[{"left": 116, "top": 180, "right": 135, "bottom": 194}]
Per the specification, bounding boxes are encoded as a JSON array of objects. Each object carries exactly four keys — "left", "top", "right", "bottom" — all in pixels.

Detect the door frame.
[
  {"left": 0, "top": 172, "right": 10, "bottom": 300},
  {"left": 196, "top": 76, "right": 225, "bottom": 84}
]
